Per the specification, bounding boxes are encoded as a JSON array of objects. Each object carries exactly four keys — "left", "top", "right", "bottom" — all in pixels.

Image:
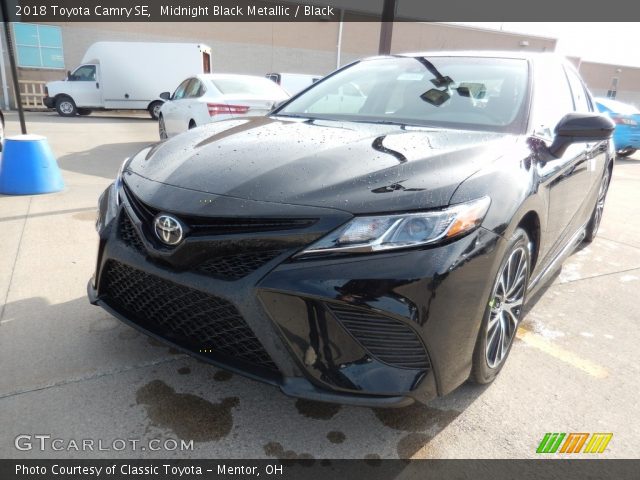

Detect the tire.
[
  {"left": 617, "top": 148, "right": 636, "bottom": 158},
  {"left": 159, "top": 115, "right": 168, "bottom": 140},
  {"left": 583, "top": 165, "right": 612, "bottom": 243},
  {"left": 148, "top": 101, "right": 163, "bottom": 120},
  {"left": 55, "top": 96, "right": 77, "bottom": 117},
  {"left": 470, "top": 228, "right": 531, "bottom": 384},
  {"left": 77, "top": 108, "right": 92, "bottom": 116}
]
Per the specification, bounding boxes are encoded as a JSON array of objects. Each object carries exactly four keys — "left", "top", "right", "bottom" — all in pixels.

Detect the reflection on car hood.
[{"left": 128, "top": 116, "right": 518, "bottom": 214}]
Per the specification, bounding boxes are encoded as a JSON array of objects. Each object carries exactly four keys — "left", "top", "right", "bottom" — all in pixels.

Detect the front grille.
[
  {"left": 327, "top": 303, "right": 430, "bottom": 370},
  {"left": 101, "top": 260, "right": 278, "bottom": 372},
  {"left": 122, "top": 180, "right": 316, "bottom": 235},
  {"left": 197, "top": 250, "right": 285, "bottom": 280},
  {"left": 118, "top": 212, "right": 146, "bottom": 255}
]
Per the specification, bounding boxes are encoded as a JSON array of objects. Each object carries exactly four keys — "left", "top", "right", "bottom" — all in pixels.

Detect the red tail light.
[
  {"left": 612, "top": 115, "right": 638, "bottom": 126},
  {"left": 207, "top": 103, "right": 250, "bottom": 116}
]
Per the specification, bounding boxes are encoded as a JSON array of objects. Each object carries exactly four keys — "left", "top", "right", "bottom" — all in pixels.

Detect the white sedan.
[{"left": 158, "top": 74, "right": 290, "bottom": 139}]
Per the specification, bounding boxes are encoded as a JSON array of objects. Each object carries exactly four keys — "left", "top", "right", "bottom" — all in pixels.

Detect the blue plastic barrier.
[{"left": 0, "top": 134, "right": 64, "bottom": 195}]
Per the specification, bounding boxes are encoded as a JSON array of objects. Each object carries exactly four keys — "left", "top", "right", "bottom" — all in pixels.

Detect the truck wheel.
[
  {"left": 56, "top": 96, "right": 77, "bottom": 117},
  {"left": 148, "top": 101, "right": 163, "bottom": 120},
  {"left": 77, "top": 108, "right": 92, "bottom": 116}
]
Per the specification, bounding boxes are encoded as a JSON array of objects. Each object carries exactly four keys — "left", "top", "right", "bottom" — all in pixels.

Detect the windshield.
[{"left": 277, "top": 56, "right": 529, "bottom": 133}]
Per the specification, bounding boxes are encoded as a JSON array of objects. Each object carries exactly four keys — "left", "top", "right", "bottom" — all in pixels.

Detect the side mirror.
[
  {"left": 549, "top": 113, "right": 615, "bottom": 158},
  {"left": 159, "top": 91, "right": 171, "bottom": 101}
]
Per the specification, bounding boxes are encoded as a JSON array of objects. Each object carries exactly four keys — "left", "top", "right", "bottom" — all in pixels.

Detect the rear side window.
[
  {"left": 565, "top": 67, "right": 591, "bottom": 113},
  {"left": 185, "top": 79, "right": 204, "bottom": 98},
  {"left": 172, "top": 79, "right": 191, "bottom": 100}
]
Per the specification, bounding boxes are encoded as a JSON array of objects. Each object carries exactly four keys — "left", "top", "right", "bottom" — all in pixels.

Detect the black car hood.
[{"left": 128, "top": 116, "right": 518, "bottom": 214}]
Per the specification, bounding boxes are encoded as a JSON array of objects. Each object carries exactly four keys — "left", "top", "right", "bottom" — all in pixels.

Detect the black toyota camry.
[{"left": 89, "top": 52, "right": 615, "bottom": 407}]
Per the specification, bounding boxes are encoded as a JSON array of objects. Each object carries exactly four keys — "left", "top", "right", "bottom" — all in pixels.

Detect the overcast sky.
[{"left": 451, "top": 23, "right": 640, "bottom": 67}]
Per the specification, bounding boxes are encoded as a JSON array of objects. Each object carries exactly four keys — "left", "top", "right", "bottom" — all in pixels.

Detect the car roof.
[{"left": 196, "top": 73, "right": 272, "bottom": 82}]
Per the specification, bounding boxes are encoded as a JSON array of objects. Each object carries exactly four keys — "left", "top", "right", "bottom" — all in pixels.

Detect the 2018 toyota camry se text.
[{"left": 89, "top": 52, "right": 615, "bottom": 407}]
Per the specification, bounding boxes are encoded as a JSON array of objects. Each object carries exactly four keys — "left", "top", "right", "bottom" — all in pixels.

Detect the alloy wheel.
[
  {"left": 485, "top": 246, "right": 529, "bottom": 368},
  {"left": 60, "top": 101, "right": 74, "bottom": 115},
  {"left": 592, "top": 169, "right": 610, "bottom": 236}
]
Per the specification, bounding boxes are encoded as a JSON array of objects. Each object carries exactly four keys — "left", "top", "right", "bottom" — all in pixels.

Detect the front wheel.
[
  {"left": 148, "top": 101, "right": 163, "bottom": 120},
  {"left": 584, "top": 166, "right": 611, "bottom": 243},
  {"left": 470, "top": 228, "right": 531, "bottom": 384},
  {"left": 55, "top": 96, "right": 77, "bottom": 117}
]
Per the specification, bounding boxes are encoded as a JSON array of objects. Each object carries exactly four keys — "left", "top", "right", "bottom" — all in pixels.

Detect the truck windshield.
[{"left": 277, "top": 56, "right": 529, "bottom": 133}]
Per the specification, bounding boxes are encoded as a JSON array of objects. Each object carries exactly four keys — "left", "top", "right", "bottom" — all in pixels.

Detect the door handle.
[{"left": 96, "top": 82, "right": 99, "bottom": 89}]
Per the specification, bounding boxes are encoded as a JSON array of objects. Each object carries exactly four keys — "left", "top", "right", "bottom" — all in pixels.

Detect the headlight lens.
[
  {"left": 113, "top": 157, "right": 131, "bottom": 205},
  {"left": 297, "top": 196, "right": 490, "bottom": 257}
]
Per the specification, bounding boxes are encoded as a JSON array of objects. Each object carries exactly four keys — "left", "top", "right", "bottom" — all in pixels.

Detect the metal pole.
[
  {"left": 378, "top": 0, "right": 396, "bottom": 55},
  {"left": 0, "top": 0, "right": 27, "bottom": 134},
  {"left": 336, "top": 9, "right": 344, "bottom": 69},
  {"left": 0, "top": 31, "right": 9, "bottom": 110}
]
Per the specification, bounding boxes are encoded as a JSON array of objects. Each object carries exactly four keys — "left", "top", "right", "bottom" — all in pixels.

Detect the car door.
[
  {"left": 162, "top": 79, "right": 191, "bottom": 136},
  {"left": 68, "top": 64, "right": 101, "bottom": 107},
  {"left": 183, "top": 78, "right": 207, "bottom": 128},
  {"left": 564, "top": 66, "right": 608, "bottom": 219},
  {"left": 532, "top": 59, "right": 593, "bottom": 262}
]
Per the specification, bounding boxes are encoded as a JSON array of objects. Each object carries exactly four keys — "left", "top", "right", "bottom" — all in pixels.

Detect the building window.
[{"left": 13, "top": 23, "right": 64, "bottom": 69}]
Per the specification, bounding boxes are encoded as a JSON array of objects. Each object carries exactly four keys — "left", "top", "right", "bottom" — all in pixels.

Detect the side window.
[
  {"left": 532, "top": 60, "right": 575, "bottom": 139},
  {"left": 565, "top": 67, "right": 591, "bottom": 113},
  {"left": 185, "top": 79, "right": 204, "bottom": 98},
  {"left": 172, "top": 79, "right": 191, "bottom": 100},
  {"left": 70, "top": 65, "right": 96, "bottom": 81}
]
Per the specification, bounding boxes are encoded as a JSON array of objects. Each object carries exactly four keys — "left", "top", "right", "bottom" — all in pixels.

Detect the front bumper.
[
  {"left": 43, "top": 96, "right": 55, "bottom": 109},
  {"left": 89, "top": 179, "right": 505, "bottom": 406}
]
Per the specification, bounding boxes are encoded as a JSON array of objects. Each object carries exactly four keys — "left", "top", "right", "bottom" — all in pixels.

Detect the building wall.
[
  {"left": 578, "top": 61, "right": 640, "bottom": 108},
  {"left": 0, "top": 21, "right": 557, "bottom": 109}
]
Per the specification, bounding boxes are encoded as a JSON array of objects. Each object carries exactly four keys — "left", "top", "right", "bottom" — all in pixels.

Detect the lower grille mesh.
[
  {"left": 197, "top": 250, "right": 284, "bottom": 280},
  {"left": 101, "top": 261, "right": 278, "bottom": 372},
  {"left": 118, "top": 212, "right": 145, "bottom": 255},
  {"left": 327, "top": 303, "right": 430, "bottom": 369}
]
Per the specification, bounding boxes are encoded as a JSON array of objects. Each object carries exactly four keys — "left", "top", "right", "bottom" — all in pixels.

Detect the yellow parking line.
[{"left": 516, "top": 326, "right": 608, "bottom": 378}]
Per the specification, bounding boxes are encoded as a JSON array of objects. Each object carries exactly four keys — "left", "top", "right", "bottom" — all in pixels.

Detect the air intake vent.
[
  {"left": 101, "top": 261, "right": 278, "bottom": 372},
  {"left": 327, "top": 303, "right": 430, "bottom": 370}
]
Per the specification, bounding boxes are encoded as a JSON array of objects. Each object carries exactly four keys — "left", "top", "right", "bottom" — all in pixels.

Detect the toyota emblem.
[{"left": 153, "top": 215, "right": 184, "bottom": 246}]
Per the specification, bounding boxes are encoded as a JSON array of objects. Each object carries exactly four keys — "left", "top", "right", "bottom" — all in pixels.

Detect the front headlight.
[
  {"left": 113, "top": 157, "right": 132, "bottom": 206},
  {"left": 296, "top": 196, "right": 491, "bottom": 257}
]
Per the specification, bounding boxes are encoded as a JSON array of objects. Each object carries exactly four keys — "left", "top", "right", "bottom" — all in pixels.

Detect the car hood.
[{"left": 128, "top": 116, "right": 518, "bottom": 214}]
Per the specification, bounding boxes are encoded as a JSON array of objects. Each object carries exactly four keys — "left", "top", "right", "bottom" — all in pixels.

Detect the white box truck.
[{"left": 43, "top": 42, "right": 212, "bottom": 119}]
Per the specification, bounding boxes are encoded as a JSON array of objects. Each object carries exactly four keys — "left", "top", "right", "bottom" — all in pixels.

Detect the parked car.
[
  {"left": 595, "top": 97, "right": 640, "bottom": 157},
  {"left": 266, "top": 72, "right": 321, "bottom": 95},
  {"left": 43, "top": 42, "right": 212, "bottom": 119},
  {"left": 158, "top": 74, "right": 289, "bottom": 139},
  {"left": 90, "top": 52, "right": 614, "bottom": 407}
]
